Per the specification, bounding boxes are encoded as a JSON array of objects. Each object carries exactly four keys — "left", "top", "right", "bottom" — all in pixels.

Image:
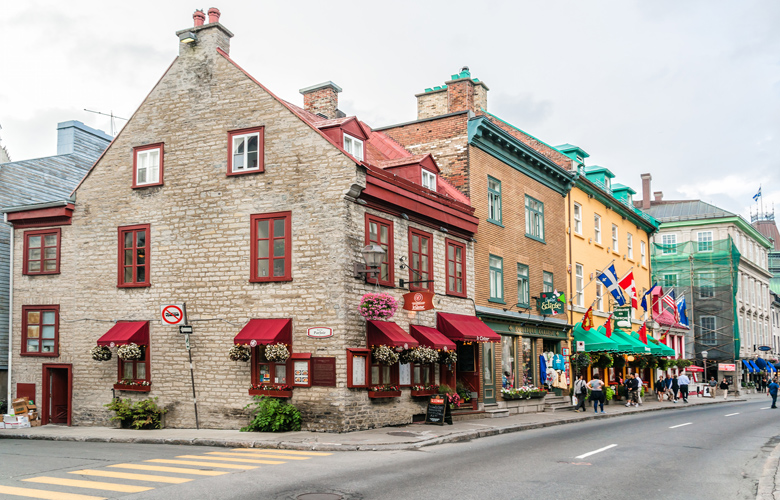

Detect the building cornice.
[
  {"left": 575, "top": 178, "right": 659, "bottom": 234},
  {"left": 657, "top": 216, "right": 772, "bottom": 249}
]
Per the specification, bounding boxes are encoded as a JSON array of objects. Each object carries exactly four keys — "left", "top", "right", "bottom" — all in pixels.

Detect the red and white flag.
[
  {"left": 604, "top": 313, "right": 613, "bottom": 338},
  {"left": 618, "top": 271, "right": 638, "bottom": 309},
  {"left": 637, "top": 321, "right": 648, "bottom": 344}
]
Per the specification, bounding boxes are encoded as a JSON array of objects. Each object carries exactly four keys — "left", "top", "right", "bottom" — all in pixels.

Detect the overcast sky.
[{"left": 2, "top": 1, "right": 778, "bottom": 220}]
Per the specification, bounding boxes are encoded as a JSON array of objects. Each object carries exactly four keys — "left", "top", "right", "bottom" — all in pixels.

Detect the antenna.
[{"left": 83, "top": 109, "right": 128, "bottom": 136}]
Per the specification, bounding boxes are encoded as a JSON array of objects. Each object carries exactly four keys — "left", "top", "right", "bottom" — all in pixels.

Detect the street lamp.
[
  {"left": 354, "top": 244, "right": 386, "bottom": 278},
  {"left": 702, "top": 351, "right": 708, "bottom": 391}
]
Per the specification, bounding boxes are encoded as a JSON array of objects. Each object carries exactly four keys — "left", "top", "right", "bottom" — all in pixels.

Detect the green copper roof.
[
  {"left": 451, "top": 68, "right": 471, "bottom": 80},
  {"left": 584, "top": 165, "right": 616, "bottom": 179},
  {"left": 554, "top": 144, "right": 590, "bottom": 163},
  {"left": 424, "top": 85, "right": 448, "bottom": 93}
]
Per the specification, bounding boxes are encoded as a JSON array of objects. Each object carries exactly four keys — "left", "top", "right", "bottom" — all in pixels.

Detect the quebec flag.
[
  {"left": 676, "top": 294, "right": 689, "bottom": 328},
  {"left": 597, "top": 264, "right": 626, "bottom": 306}
]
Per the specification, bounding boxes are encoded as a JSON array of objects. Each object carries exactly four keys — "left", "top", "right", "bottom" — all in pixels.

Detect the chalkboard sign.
[
  {"left": 425, "top": 395, "right": 453, "bottom": 425},
  {"left": 311, "top": 357, "right": 337, "bottom": 387}
]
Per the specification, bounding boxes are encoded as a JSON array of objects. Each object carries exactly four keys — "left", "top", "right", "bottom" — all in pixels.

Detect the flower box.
[
  {"left": 368, "top": 390, "right": 401, "bottom": 399},
  {"left": 113, "top": 383, "right": 151, "bottom": 393},
  {"left": 248, "top": 389, "right": 292, "bottom": 398},
  {"left": 410, "top": 389, "right": 437, "bottom": 397}
]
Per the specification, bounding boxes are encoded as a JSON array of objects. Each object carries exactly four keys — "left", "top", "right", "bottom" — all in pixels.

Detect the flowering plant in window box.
[
  {"left": 91, "top": 345, "right": 112, "bottom": 361},
  {"left": 407, "top": 346, "right": 439, "bottom": 365},
  {"left": 438, "top": 350, "right": 457, "bottom": 365},
  {"left": 411, "top": 384, "right": 439, "bottom": 397},
  {"left": 372, "top": 345, "right": 399, "bottom": 365},
  {"left": 228, "top": 344, "right": 251, "bottom": 362},
  {"left": 367, "top": 384, "right": 401, "bottom": 399},
  {"left": 359, "top": 293, "right": 398, "bottom": 321},
  {"left": 249, "top": 384, "right": 293, "bottom": 398},
  {"left": 265, "top": 343, "right": 290, "bottom": 362},
  {"left": 113, "top": 379, "right": 152, "bottom": 392},
  {"left": 117, "top": 343, "right": 142, "bottom": 361}
]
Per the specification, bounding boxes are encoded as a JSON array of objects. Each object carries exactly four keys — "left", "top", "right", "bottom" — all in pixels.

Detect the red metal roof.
[
  {"left": 97, "top": 321, "right": 149, "bottom": 346},
  {"left": 367, "top": 320, "right": 419, "bottom": 348},
  {"left": 409, "top": 325, "right": 456, "bottom": 351},
  {"left": 233, "top": 318, "right": 292, "bottom": 345},
  {"left": 436, "top": 313, "right": 501, "bottom": 343}
]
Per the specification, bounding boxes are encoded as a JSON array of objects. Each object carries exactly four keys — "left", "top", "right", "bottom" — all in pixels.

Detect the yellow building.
[{"left": 557, "top": 145, "right": 659, "bottom": 385}]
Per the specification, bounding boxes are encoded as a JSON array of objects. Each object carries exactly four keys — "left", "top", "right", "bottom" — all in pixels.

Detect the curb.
[{"left": 0, "top": 398, "right": 746, "bottom": 452}]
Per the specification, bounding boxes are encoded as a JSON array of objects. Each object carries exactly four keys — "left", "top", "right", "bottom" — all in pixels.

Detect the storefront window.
[
  {"left": 255, "top": 346, "right": 288, "bottom": 386},
  {"left": 371, "top": 364, "right": 392, "bottom": 385},
  {"left": 521, "top": 338, "right": 534, "bottom": 386},
  {"left": 501, "top": 336, "right": 516, "bottom": 389},
  {"left": 413, "top": 364, "right": 433, "bottom": 385}
]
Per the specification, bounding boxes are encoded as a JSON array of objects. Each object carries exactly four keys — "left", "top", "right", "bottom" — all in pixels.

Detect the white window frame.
[
  {"left": 700, "top": 316, "right": 717, "bottom": 346},
  {"left": 627, "top": 233, "right": 633, "bottom": 260},
  {"left": 575, "top": 263, "right": 584, "bottom": 307},
  {"left": 698, "top": 271, "right": 715, "bottom": 299},
  {"left": 421, "top": 169, "right": 437, "bottom": 191},
  {"left": 697, "top": 231, "right": 713, "bottom": 252},
  {"left": 343, "top": 134, "right": 364, "bottom": 161},
  {"left": 573, "top": 203, "right": 582, "bottom": 234},
  {"left": 135, "top": 147, "right": 161, "bottom": 186},
  {"left": 611, "top": 224, "right": 619, "bottom": 252},
  {"left": 640, "top": 240, "right": 646, "bottom": 266},
  {"left": 596, "top": 282, "right": 604, "bottom": 312},
  {"left": 231, "top": 131, "right": 261, "bottom": 173},
  {"left": 594, "top": 214, "right": 601, "bottom": 244},
  {"left": 662, "top": 234, "right": 677, "bottom": 254}
]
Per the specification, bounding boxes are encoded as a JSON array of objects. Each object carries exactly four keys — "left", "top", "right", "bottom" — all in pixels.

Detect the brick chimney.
[
  {"left": 654, "top": 191, "right": 664, "bottom": 202},
  {"left": 299, "top": 82, "right": 343, "bottom": 119},
  {"left": 176, "top": 8, "right": 233, "bottom": 57},
  {"left": 641, "top": 173, "right": 652, "bottom": 209},
  {"left": 416, "top": 67, "right": 489, "bottom": 120}
]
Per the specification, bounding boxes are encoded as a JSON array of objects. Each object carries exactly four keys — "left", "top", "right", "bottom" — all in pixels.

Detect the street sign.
[
  {"left": 179, "top": 325, "right": 193, "bottom": 335},
  {"left": 161, "top": 304, "right": 185, "bottom": 325},
  {"left": 758, "top": 346, "right": 771, "bottom": 351},
  {"left": 307, "top": 327, "right": 333, "bottom": 338},
  {"left": 576, "top": 340, "right": 585, "bottom": 352}
]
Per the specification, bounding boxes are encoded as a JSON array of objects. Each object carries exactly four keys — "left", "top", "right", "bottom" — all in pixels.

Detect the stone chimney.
[
  {"left": 416, "top": 67, "right": 489, "bottom": 120},
  {"left": 641, "top": 173, "right": 652, "bottom": 209},
  {"left": 299, "top": 82, "right": 343, "bottom": 119},
  {"left": 176, "top": 8, "right": 233, "bottom": 57},
  {"left": 654, "top": 191, "right": 664, "bottom": 202}
]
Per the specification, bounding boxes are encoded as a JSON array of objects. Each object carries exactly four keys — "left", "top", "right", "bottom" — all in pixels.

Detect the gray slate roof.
[{"left": 641, "top": 200, "right": 735, "bottom": 223}]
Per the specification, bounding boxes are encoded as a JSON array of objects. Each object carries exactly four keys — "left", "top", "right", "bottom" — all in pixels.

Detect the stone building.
[{"left": 4, "top": 10, "right": 482, "bottom": 431}]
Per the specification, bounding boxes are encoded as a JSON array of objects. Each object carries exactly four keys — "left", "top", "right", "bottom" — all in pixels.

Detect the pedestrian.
[
  {"left": 664, "top": 373, "right": 673, "bottom": 401},
  {"left": 625, "top": 373, "right": 639, "bottom": 407},
  {"left": 657, "top": 374, "right": 666, "bottom": 402},
  {"left": 678, "top": 372, "right": 691, "bottom": 403},
  {"left": 768, "top": 377, "right": 779, "bottom": 409},
  {"left": 589, "top": 374, "right": 606, "bottom": 414},
  {"left": 761, "top": 376, "right": 768, "bottom": 392},
  {"left": 573, "top": 375, "right": 588, "bottom": 413},
  {"left": 719, "top": 377, "right": 730, "bottom": 399},
  {"left": 670, "top": 374, "right": 680, "bottom": 403},
  {"left": 635, "top": 373, "right": 644, "bottom": 405},
  {"left": 708, "top": 376, "right": 717, "bottom": 397}
]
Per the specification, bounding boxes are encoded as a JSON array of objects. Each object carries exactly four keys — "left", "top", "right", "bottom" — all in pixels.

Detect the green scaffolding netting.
[{"left": 651, "top": 236, "right": 740, "bottom": 361}]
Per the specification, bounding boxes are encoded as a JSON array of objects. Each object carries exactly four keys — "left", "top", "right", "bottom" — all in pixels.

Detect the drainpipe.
[{"left": 5, "top": 213, "right": 12, "bottom": 402}]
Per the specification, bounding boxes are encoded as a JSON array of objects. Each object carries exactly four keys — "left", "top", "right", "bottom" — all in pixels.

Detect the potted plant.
[
  {"left": 411, "top": 384, "right": 439, "bottom": 397},
  {"left": 117, "top": 343, "right": 142, "bottom": 361},
  {"left": 359, "top": 293, "right": 399, "bottom": 321},
  {"left": 249, "top": 384, "right": 293, "bottom": 398},
  {"left": 604, "top": 386, "right": 614, "bottom": 405},
  {"left": 456, "top": 381, "right": 478, "bottom": 409},
  {"left": 91, "top": 345, "right": 112, "bottom": 361},
  {"left": 265, "top": 343, "right": 290, "bottom": 362},
  {"left": 229, "top": 344, "right": 251, "bottom": 362},
  {"left": 368, "top": 384, "right": 401, "bottom": 398},
  {"left": 113, "top": 379, "right": 152, "bottom": 392},
  {"left": 438, "top": 350, "right": 457, "bottom": 366}
]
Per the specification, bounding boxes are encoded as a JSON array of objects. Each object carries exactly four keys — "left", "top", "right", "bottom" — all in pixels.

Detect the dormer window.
[
  {"left": 421, "top": 169, "right": 437, "bottom": 191},
  {"left": 343, "top": 134, "right": 364, "bottom": 161}
]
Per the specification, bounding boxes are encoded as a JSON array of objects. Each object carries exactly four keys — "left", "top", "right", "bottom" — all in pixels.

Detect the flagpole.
[{"left": 571, "top": 258, "right": 616, "bottom": 301}]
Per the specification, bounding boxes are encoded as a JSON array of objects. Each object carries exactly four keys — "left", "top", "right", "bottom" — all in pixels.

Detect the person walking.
[
  {"left": 708, "top": 376, "right": 717, "bottom": 398},
  {"left": 664, "top": 373, "right": 673, "bottom": 401},
  {"left": 657, "top": 375, "right": 666, "bottom": 402},
  {"left": 678, "top": 372, "right": 691, "bottom": 403},
  {"left": 589, "top": 374, "right": 606, "bottom": 414},
  {"left": 719, "top": 377, "right": 730, "bottom": 399},
  {"left": 768, "top": 377, "right": 779, "bottom": 409},
  {"left": 761, "top": 376, "right": 768, "bottom": 393},
  {"left": 635, "top": 373, "right": 644, "bottom": 405},
  {"left": 625, "top": 373, "right": 639, "bottom": 407},
  {"left": 670, "top": 374, "right": 680, "bottom": 403},
  {"left": 573, "top": 375, "right": 588, "bottom": 412}
]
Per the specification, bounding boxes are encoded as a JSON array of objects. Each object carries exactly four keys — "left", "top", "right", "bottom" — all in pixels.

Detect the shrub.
[
  {"left": 241, "top": 396, "right": 302, "bottom": 432},
  {"left": 105, "top": 397, "right": 167, "bottom": 430}
]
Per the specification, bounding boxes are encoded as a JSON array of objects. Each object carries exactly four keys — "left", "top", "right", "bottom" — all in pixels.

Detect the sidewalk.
[{"left": 0, "top": 393, "right": 757, "bottom": 452}]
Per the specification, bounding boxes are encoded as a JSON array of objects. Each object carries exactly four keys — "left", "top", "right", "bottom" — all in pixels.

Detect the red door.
[{"left": 42, "top": 365, "right": 71, "bottom": 425}]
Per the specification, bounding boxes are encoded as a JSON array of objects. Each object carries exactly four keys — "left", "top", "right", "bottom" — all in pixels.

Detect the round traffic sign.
[{"left": 162, "top": 305, "right": 184, "bottom": 325}]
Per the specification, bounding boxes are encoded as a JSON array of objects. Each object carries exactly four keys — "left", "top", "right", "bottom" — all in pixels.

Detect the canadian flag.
[{"left": 618, "top": 271, "right": 638, "bottom": 309}]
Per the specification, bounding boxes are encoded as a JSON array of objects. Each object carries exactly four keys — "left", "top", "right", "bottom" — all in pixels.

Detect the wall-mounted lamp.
[
  {"left": 178, "top": 32, "right": 199, "bottom": 44},
  {"left": 401, "top": 213, "right": 410, "bottom": 220},
  {"left": 354, "top": 244, "right": 386, "bottom": 278},
  {"left": 471, "top": 237, "right": 477, "bottom": 242},
  {"left": 356, "top": 199, "right": 367, "bottom": 205},
  {"left": 440, "top": 227, "right": 449, "bottom": 233}
]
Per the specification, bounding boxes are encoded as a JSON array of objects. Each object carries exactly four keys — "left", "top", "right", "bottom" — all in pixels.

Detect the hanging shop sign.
[
  {"left": 537, "top": 293, "right": 564, "bottom": 316},
  {"left": 612, "top": 306, "right": 632, "bottom": 329},
  {"left": 758, "top": 346, "right": 771, "bottom": 351},
  {"left": 402, "top": 291, "right": 435, "bottom": 311},
  {"left": 160, "top": 304, "right": 186, "bottom": 326},
  {"left": 307, "top": 327, "right": 333, "bottom": 339},
  {"left": 576, "top": 341, "right": 585, "bottom": 352},
  {"left": 718, "top": 363, "right": 736, "bottom": 372}
]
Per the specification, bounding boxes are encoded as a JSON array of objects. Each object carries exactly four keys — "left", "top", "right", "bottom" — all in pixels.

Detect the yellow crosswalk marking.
[
  {"left": 230, "top": 448, "right": 332, "bottom": 456},
  {"left": 108, "top": 464, "right": 228, "bottom": 476},
  {"left": 145, "top": 459, "right": 257, "bottom": 470},
  {"left": 176, "top": 454, "right": 283, "bottom": 465},
  {"left": 0, "top": 485, "right": 106, "bottom": 500},
  {"left": 70, "top": 469, "right": 193, "bottom": 484},
  {"left": 209, "top": 451, "right": 309, "bottom": 460},
  {"left": 22, "top": 477, "right": 152, "bottom": 493}
]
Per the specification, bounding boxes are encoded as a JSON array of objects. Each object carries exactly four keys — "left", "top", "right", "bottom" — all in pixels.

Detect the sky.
[{"left": 1, "top": 0, "right": 779, "bottom": 220}]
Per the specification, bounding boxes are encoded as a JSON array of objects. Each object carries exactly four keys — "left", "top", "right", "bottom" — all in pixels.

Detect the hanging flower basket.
[
  {"left": 410, "top": 346, "right": 439, "bottom": 365},
  {"left": 439, "top": 350, "right": 457, "bottom": 365},
  {"left": 372, "top": 345, "right": 399, "bottom": 365},
  {"left": 91, "top": 345, "right": 112, "bottom": 361},
  {"left": 265, "top": 343, "right": 290, "bottom": 362},
  {"left": 359, "top": 293, "right": 399, "bottom": 321},
  {"left": 117, "top": 343, "right": 142, "bottom": 361},
  {"left": 228, "top": 344, "right": 251, "bottom": 362}
]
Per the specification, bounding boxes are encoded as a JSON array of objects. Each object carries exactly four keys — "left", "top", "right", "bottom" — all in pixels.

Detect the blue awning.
[
  {"left": 755, "top": 358, "right": 768, "bottom": 370},
  {"left": 750, "top": 360, "right": 762, "bottom": 372},
  {"left": 742, "top": 360, "right": 754, "bottom": 373}
]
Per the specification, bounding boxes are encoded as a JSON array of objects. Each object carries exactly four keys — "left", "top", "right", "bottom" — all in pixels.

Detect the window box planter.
[
  {"left": 113, "top": 383, "right": 151, "bottom": 393},
  {"left": 368, "top": 390, "right": 401, "bottom": 399},
  {"left": 410, "top": 389, "right": 437, "bottom": 397},
  {"left": 529, "top": 392, "right": 547, "bottom": 399},
  {"left": 248, "top": 389, "right": 292, "bottom": 398}
]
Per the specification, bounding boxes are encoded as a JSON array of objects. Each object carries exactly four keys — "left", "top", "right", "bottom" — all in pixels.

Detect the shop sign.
[
  {"left": 758, "top": 346, "right": 771, "bottom": 351},
  {"left": 576, "top": 341, "right": 585, "bottom": 352},
  {"left": 518, "top": 325, "right": 568, "bottom": 340},
  {"left": 160, "top": 304, "right": 186, "bottom": 326},
  {"left": 307, "top": 327, "right": 333, "bottom": 339},
  {"left": 402, "top": 291, "right": 435, "bottom": 311},
  {"left": 686, "top": 366, "right": 704, "bottom": 372},
  {"left": 612, "top": 306, "right": 632, "bottom": 329},
  {"left": 537, "top": 292, "right": 564, "bottom": 316},
  {"left": 718, "top": 363, "right": 736, "bottom": 372}
]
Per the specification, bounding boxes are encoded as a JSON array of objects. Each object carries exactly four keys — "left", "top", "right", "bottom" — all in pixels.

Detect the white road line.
[
  {"left": 725, "top": 413, "right": 740, "bottom": 417},
  {"left": 669, "top": 423, "right": 692, "bottom": 429},
  {"left": 575, "top": 444, "right": 617, "bottom": 459},
  {"left": 761, "top": 407, "right": 771, "bottom": 410}
]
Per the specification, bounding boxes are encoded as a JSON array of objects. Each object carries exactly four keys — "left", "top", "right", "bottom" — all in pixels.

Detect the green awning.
[
  {"left": 648, "top": 336, "right": 676, "bottom": 356},
  {"left": 610, "top": 327, "right": 652, "bottom": 354},
  {"left": 594, "top": 326, "right": 634, "bottom": 352},
  {"left": 632, "top": 332, "right": 665, "bottom": 356},
  {"left": 572, "top": 323, "right": 620, "bottom": 352}
]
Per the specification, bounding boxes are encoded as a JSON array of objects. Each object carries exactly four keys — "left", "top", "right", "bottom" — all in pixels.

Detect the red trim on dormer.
[{"left": 7, "top": 204, "right": 75, "bottom": 228}]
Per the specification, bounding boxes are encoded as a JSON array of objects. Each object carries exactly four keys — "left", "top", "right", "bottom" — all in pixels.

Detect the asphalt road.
[{"left": 1, "top": 399, "right": 778, "bottom": 500}]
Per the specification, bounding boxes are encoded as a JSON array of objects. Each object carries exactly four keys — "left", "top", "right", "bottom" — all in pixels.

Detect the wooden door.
[{"left": 43, "top": 365, "right": 71, "bottom": 425}]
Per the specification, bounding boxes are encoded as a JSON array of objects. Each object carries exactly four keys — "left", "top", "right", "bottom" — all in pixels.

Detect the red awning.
[
  {"left": 410, "top": 325, "right": 456, "bottom": 351},
  {"left": 437, "top": 313, "right": 501, "bottom": 343},
  {"left": 367, "top": 320, "right": 419, "bottom": 348},
  {"left": 654, "top": 309, "right": 677, "bottom": 327},
  {"left": 234, "top": 318, "right": 292, "bottom": 345},
  {"left": 97, "top": 321, "right": 149, "bottom": 346}
]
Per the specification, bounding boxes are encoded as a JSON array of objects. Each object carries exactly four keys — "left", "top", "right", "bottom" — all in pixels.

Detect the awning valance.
[
  {"left": 651, "top": 338, "right": 676, "bottom": 357},
  {"left": 437, "top": 312, "right": 501, "bottom": 343},
  {"left": 367, "top": 320, "right": 419, "bottom": 348},
  {"left": 409, "top": 325, "right": 456, "bottom": 351},
  {"left": 234, "top": 318, "right": 292, "bottom": 345},
  {"left": 572, "top": 323, "right": 620, "bottom": 352},
  {"left": 742, "top": 359, "right": 754, "bottom": 373},
  {"left": 97, "top": 321, "right": 149, "bottom": 346},
  {"left": 750, "top": 360, "right": 762, "bottom": 372},
  {"left": 594, "top": 326, "right": 634, "bottom": 352},
  {"left": 609, "top": 328, "right": 651, "bottom": 354}
]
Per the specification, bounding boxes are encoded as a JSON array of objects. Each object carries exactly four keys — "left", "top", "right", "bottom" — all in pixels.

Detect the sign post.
[{"left": 163, "top": 304, "right": 199, "bottom": 430}]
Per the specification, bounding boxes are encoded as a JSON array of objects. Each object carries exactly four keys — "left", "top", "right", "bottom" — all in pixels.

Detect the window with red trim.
[
  {"left": 412, "top": 363, "right": 434, "bottom": 385},
  {"left": 370, "top": 361, "right": 399, "bottom": 386},
  {"left": 446, "top": 238, "right": 466, "bottom": 297},
  {"left": 408, "top": 228, "right": 433, "bottom": 292},
  {"left": 347, "top": 348, "right": 370, "bottom": 388},
  {"left": 252, "top": 345, "right": 290, "bottom": 387},
  {"left": 132, "top": 143, "right": 164, "bottom": 188},
  {"left": 21, "top": 305, "right": 59, "bottom": 356},
  {"left": 118, "top": 224, "right": 150, "bottom": 287},
  {"left": 250, "top": 212, "right": 292, "bottom": 282},
  {"left": 118, "top": 345, "right": 150, "bottom": 383},
  {"left": 228, "top": 127, "right": 264, "bottom": 175},
  {"left": 365, "top": 214, "right": 393, "bottom": 286},
  {"left": 23, "top": 228, "right": 61, "bottom": 275}
]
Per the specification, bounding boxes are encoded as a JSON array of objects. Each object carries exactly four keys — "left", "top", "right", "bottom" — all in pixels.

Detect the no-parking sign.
[{"left": 160, "top": 304, "right": 186, "bottom": 326}]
